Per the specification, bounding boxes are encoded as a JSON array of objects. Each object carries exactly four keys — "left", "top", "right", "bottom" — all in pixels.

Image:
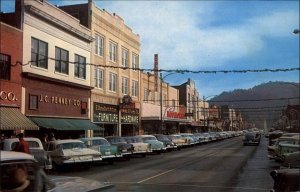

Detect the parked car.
[
  {"left": 270, "top": 168, "right": 300, "bottom": 192},
  {"left": 153, "top": 134, "right": 177, "bottom": 151},
  {"left": 137, "top": 135, "right": 166, "bottom": 153},
  {"left": 46, "top": 139, "right": 102, "bottom": 169},
  {"left": 268, "top": 130, "right": 284, "bottom": 146},
  {"left": 267, "top": 135, "right": 299, "bottom": 161},
  {"left": 80, "top": 137, "right": 122, "bottom": 164},
  {"left": 281, "top": 151, "right": 300, "bottom": 168},
  {"left": 167, "top": 134, "right": 188, "bottom": 147},
  {"left": 0, "top": 151, "right": 115, "bottom": 192},
  {"left": 105, "top": 136, "right": 134, "bottom": 159},
  {"left": 124, "top": 136, "right": 152, "bottom": 157},
  {"left": 243, "top": 131, "right": 261, "bottom": 146},
  {"left": 1, "top": 137, "right": 52, "bottom": 170},
  {"left": 180, "top": 133, "right": 197, "bottom": 146}
]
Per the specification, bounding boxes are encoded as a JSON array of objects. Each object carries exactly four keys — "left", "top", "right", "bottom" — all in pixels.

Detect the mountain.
[{"left": 209, "top": 81, "right": 300, "bottom": 129}]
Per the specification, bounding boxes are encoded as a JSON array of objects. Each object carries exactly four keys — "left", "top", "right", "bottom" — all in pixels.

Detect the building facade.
[
  {"left": 21, "top": 0, "right": 98, "bottom": 139},
  {"left": 60, "top": 1, "right": 141, "bottom": 136}
]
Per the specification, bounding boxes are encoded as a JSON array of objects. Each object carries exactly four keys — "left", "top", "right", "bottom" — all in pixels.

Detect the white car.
[
  {"left": 0, "top": 151, "right": 115, "bottom": 192},
  {"left": 1, "top": 137, "right": 52, "bottom": 170},
  {"left": 46, "top": 139, "right": 102, "bottom": 168},
  {"left": 136, "top": 135, "right": 166, "bottom": 153},
  {"left": 124, "top": 136, "right": 152, "bottom": 157}
]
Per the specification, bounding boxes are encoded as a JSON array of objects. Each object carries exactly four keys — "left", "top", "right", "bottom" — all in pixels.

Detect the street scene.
[{"left": 0, "top": 0, "right": 299, "bottom": 192}]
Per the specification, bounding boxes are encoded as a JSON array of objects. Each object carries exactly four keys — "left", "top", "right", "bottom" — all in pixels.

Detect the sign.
[
  {"left": 121, "top": 108, "right": 139, "bottom": 124},
  {"left": 39, "top": 94, "right": 81, "bottom": 107},
  {"left": 167, "top": 111, "right": 186, "bottom": 119},
  {"left": 93, "top": 102, "right": 119, "bottom": 123},
  {"left": 0, "top": 91, "right": 17, "bottom": 101}
]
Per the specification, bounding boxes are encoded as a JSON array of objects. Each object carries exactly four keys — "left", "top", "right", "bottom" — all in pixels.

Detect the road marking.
[{"left": 137, "top": 169, "right": 176, "bottom": 183}]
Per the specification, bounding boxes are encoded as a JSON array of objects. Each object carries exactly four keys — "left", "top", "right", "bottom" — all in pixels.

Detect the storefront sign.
[
  {"left": 93, "top": 102, "right": 119, "bottom": 123},
  {"left": 121, "top": 108, "right": 139, "bottom": 123},
  {"left": 39, "top": 94, "right": 81, "bottom": 106},
  {"left": 167, "top": 111, "right": 186, "bottom": 119},
  {"left": 0, "top": 91, "right": 17, "bottom": 101}
]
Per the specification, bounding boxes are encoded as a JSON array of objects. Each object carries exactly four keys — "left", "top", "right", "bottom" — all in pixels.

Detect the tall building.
[{"left": 60, "top": 1, "right": 141, "bottom": 136}]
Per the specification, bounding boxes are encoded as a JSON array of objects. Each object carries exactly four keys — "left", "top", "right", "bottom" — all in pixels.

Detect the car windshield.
[
  {"left": 57, "top": 142, "right": 87, "bottom": 149},
  {"left": 142, "top": 137, "right": 157, "bottom": 141}
]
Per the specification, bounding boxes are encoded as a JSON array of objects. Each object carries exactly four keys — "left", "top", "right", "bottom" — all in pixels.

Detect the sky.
[{"left": 2, "top": 0, "right": 299, "bottom": 98}]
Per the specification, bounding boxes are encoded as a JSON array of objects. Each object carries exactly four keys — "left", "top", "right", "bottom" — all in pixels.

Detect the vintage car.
[
  {"left": 153, "top": 134, "right": 177, "bottom": 151},
  {"left": 0, "top": 151, "right": 115, "bottom": 192},
  {"left": 167, "top": 134, "right": 188, "bottom": 147},
  {"left": 46, "top": 139, "right": 102, "bottom": 168},
  {"left": 194, "top": 133, "right": 209, "bottom": 143},
  {"left": 180, "top": 133, "right": 197, "bottom": 145},
  {"left": 268, "top": 130, "right": 284, "bottom": 146},
  {"left": 243, "top": 131, "right": 261, "bottom": 146},
  {"left": 281, "top": 151, "right": 300, "bottom": 168},
  {"left": 1, "top": 137, "right": 52, "bottom": 170},
  {"left": 270, "top": 168, "right": 300, "bottom": 192},
  {"left": 136, "top": 135, "right": 166, "bottom": 153},
  {"left": 80, "top": 137, "right": 122, "bottom": 164},
  {"left": 124, "top": 136, "right": 152, "bottom": 157},
  {"left": 105, "top": 136, "right": 134, "bottom": 159},
  {"left": 267, "top": 135, "right": 299, "bottom": 161}
]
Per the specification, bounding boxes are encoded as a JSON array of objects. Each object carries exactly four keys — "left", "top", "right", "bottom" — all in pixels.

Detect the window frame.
[
  {"left": 55, "top": 46, "right": 69, "bottom": 75},
  {"left": 132, "top": 53, "right": 139, "bottom": 70},
  {"left": 95, "top": 67, "right": 104, "bottom": 89},
  {"left": 0, "top": 53, "right": 11, "bottom": 80},
  {"left": 122, "top": 48, "right": 129, "bottom": 67},
  {"left": 109, "top": 72, "right": 117, "bottom": 92},
  {"left": 29, "top": 94, "right": 38, "bottom": 110},
  {"left": 109, "top": 41, "right": 117, "bottom": 63},
  {"left": 74, "top": 54, "right": 86, "bottom": 79},
  {"left": 121, "top": 77, "right": 129, "bottom": 95},
  {"left": 95, "top": 35, "right": 104, "bottom": 57},
  {"left": 31, "top": 37, "right": 48, "bottom": 69},
  {"left": 132, "top": 80, "right": 138, "bottom": 97}
]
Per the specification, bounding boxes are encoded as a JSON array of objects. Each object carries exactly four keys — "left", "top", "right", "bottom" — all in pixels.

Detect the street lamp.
[{"left": 160, "top": 72, "right": 176, "bottom": 134}]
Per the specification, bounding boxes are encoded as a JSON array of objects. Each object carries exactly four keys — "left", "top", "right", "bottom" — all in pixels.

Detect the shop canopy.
[
  {"left": 0, "top": 107, "right": 39, "bottom": 130},
  {"left": 30, "top": 117, "right": 102, "bottom": 131}
]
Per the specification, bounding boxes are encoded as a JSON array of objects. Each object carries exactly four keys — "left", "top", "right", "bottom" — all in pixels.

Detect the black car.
[
  {"left": 270, "top": 168, "right": 300, "bottom": 192},
  {"left": 105, "top": 136, "right": 134, "bottom": 160},
  {"left": 243, "top": 132, "right": 261, "bottom": 146}
]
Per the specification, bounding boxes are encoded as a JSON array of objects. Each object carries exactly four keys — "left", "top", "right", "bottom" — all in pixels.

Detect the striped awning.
[{"left": 0, "top": 107, "right": 39, "bottom": 130}]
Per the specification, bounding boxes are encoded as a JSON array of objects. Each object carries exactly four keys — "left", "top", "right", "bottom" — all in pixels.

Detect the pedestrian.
[
  {"left": 13, "top": 133, "right": 29, "bottom": 154},
  {"left": 41, "top": 134, "right": 49, "bottom": 150},
  {"left": 49, "top": 132, "right": 56, "bottom": 141}
]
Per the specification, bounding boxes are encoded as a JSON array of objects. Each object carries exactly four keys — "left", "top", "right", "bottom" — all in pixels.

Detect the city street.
[{"left": 51, "top": 136, "right": 275, "bottom": 192}]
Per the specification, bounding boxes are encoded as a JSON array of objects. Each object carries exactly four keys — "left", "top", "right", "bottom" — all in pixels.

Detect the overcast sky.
[{"left": 2, "top": 0, "right": 299, "bottom": 97}]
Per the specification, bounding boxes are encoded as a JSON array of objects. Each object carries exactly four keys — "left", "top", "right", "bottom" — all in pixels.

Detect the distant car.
[
  {"left": 0, "top": 151, "right": 115, "bottom": 192},
  {"left": 270, "top": 168, "right": 300, "bottom": 192},
  {"left": 105, "top": 136, "right": 134, "bottom": 159},
  {"left": 268, "top": 135, "right": 299, "bottom": 161},
  {"left": 80, "top": 137, "right": 122, "bottom": 164},
  {"left": 243, "top": 132, "right": 261, "bottom": 146},
  {"left": 137, "top": 135, "right": 166, "bottom": 153},
  {"left": 180, "top": 133, "right": 197, "bottom": 145},
  {"left": 167, "top": 134, "right": 188, "bottom": 147},
  {"left": 46, "top": 139, "right": 102, "bottom": 169},
  {"left": 153, "top": 134, "right": 177, "bottom": 151},
  {"left": 1, "top": 137, "right": 52, "bottom": 170},
  {"left": 124, "top": 136, "right": 152, "bottom": 157}
]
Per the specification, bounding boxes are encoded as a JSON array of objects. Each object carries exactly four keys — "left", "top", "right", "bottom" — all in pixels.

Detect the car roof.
[
  {"left": 138, "top": 135, "right": 155, "bottom": 137},
  {"left": 80, "top": 137, "right": 106, "bottom": 141},
  {"left": 0, "top": 151, "right": 35, "bottom": 161},
  {"left": 49, "top": 139, "right": 84, "bottom": 144}
]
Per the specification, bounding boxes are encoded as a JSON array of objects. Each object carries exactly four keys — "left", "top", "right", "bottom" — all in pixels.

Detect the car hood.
[
  {"left": 49, "top": 176, "right": 115, "bottom": 192},
  {"left": 62, "top": 148, "right": 100, "bottom": 156}
]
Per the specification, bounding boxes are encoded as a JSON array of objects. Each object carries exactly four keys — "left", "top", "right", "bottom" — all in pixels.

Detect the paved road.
[{"left": 52, "top": 136, "right": 274, "bottom": 192}]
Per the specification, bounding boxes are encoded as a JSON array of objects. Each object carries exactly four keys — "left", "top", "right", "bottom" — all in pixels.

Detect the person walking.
[{"left": 13, "top": 133, "right": 30, "bottom": 154}]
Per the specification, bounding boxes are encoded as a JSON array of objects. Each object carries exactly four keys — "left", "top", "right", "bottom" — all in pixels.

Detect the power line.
[{"left": 13, "top": 58, "right": 300, "bottom": 74}]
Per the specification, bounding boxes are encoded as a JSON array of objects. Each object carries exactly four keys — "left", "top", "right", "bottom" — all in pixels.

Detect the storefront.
[
  {"left": 120, "top": 104, "right": 139, "bottom": 136},
  {"left": 23, "top": 75, "right": 100, "bottom": 139}
]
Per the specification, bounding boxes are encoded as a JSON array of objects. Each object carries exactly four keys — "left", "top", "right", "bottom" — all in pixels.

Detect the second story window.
[
  {"left": 95, "top": 68, "right": 104, "bottom": 89},
  {"left": 122, "top": 77, "right": 129, "bottom": 95},
  {"left": 132, "top": 80, "right": 138, "bottom": 97},
  {"left": 74, "top": 54, "right": 86, "bottom": 79},
  {"left": 132, "top": 53, "right": 139, "bottom": 70},
  {"left": 109, "top": 72, "right": 117, "bottom": 92},
  {"left": 109, "top": 41, "right": 117, "bottom": 62},
  {"left": 0, "top": 53, "right": 11, "bottom": 80},
  {"left": 95, "top": 35, "right": 104, "bottom": 57},
  {"left": 31, "top": 37, "right": 48, "bottom": 69},
  {"left": 122, "top": 48, "right": 129, "bottom": 67},
  {"left": 55, "top": 47, "right": 69, "bottom": 74}
]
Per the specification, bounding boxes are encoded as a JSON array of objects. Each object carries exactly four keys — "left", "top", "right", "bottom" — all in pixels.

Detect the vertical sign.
[{"left": 154, "top": 54, "right": 158, "bottom": 91}]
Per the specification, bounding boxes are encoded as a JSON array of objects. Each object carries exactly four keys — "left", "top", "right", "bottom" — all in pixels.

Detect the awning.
[
  {"left": 0, "top": 107, "right": 39, "bottom": 130},
  {"left": 30, "top": 117, "right": 103, "bottom": 131}
]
